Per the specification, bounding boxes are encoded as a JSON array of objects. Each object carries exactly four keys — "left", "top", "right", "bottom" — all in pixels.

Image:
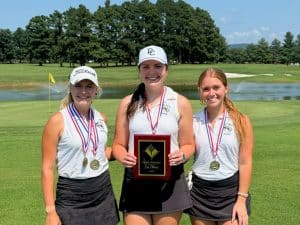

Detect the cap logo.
[
  {"left": 73, "top": 68, "right": 96, "bottom": 77},
  {"left": 147, "top": 47, "right": 156, "bottom": 56}
]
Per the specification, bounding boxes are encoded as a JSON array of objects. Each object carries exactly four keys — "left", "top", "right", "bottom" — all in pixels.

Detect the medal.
[
  {"left": 210, "top": 160, "right": 220, "bottom": 171},
  {"left": 205, "top": 109, "right": 227, "bottom": 171},
  {"left": 68, "top": 103, "right": 100, "bottom": 170},
  {"left": 82, "top": 156, "right": 88, "bottom": 168},
  {"left": 90, "top": 159, "right": 100, "bottom": 170}
]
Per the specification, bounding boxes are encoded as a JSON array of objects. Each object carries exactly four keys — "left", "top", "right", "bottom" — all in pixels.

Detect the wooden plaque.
[{"left": 134, "top": 134, "right": 171, "bottom": 180}]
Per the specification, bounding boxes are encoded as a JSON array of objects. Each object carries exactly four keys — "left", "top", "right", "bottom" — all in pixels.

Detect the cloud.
[
  {"left": 226, "top": 29, "right": 262, "bottom": 44},
  {"left": 225, "top": 27, "right": 285, "bottom": 44},
  {"left": 260, "top": 26, "right": 270, "bottom": 31}
]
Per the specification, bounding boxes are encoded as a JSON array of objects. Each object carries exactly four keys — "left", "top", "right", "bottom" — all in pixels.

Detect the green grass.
[
  {"left": 0, "top": 100, "right": 299, "bottom": 225},
  {"left": 1, "top": 63, "right": 300, "bottom": 89}
]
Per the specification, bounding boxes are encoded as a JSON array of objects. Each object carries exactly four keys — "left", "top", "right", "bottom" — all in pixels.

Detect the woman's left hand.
[
  {"left": 169, "top": 151, "right": 185, "bottom": 166},
  {"left": 232, "top": 199, "right": 249, "bottom": 225}
]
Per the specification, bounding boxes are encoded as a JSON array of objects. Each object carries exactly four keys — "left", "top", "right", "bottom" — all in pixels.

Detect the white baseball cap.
[
  {"left": 69, "top": 66, "right": 99, "bottom": 87},
  {"left": 138, "top": 45, "right": 168, "bottom": 65}
]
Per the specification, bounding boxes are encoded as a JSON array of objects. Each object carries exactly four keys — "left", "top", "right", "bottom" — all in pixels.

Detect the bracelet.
[
  {"left": 237, "top": 192, "right": 249, "bottom": 198},
  {"left": 45, "top": 205, "right": 56, "bottom": 213}
]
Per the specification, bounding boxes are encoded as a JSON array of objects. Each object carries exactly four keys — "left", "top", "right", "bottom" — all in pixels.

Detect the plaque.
[{"left": 134, "top": 134, "right": 171, "bottom": 180}]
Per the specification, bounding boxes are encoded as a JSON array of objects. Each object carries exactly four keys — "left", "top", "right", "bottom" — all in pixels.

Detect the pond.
[{"left": 1, "top": 82, "right": 300, "bottom": 101}]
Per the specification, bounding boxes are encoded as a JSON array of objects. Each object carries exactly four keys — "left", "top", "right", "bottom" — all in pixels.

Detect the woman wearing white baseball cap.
[
  {"left": 112, "top": 45, "right": 195, "bottom": 225},
  {"left": 42, "top": 66, "right": 119, "bottom": 225}
]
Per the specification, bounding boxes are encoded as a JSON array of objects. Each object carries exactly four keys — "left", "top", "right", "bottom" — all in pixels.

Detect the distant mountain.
[{"left": 228, "top": 43, "right": 249, "bottom": 49}]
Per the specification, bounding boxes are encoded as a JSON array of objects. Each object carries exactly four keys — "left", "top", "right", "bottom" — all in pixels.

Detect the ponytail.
[
  {"left": 126, "top": 83, "right": 146, "bottom": 118},
  {"left": 224, "top": 96, "right": 246, "bottom": 143}
]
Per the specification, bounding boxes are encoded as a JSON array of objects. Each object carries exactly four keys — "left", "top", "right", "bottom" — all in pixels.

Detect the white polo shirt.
[{"left": 192, "top": 109, "right": 240, "bottom": 180}]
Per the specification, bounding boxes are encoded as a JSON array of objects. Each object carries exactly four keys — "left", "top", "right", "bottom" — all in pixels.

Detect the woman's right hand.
[
  {"left": 121, "top": 152, "right": 136, "bottom": 168},
  {"left": 46, "top": 211, "right": 61, "bottom": 225}
]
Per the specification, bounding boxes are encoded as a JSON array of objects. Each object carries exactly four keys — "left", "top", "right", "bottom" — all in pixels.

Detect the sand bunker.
[
  {"left": 225, "top": 73, "right": 275, "bottom": 78},
  {"left": 225, "top": 73, "right": 256, "bottom": 78}
]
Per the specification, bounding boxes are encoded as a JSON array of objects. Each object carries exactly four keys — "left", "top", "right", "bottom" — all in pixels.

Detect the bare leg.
[
  {"left": 190, "top": 216, "right": 217, "bottom": 225},
  {"left": 124, "top": 212, "right": 152, "bottom": 225},
  {"left": 219, "top": 219, "right": 239, "bottom": 225},
  {"left": 152, "top": 211, "right": 182, "bottom": 225}
]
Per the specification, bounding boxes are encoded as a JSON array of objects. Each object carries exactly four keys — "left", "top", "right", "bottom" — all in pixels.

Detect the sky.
[{"left": 0, "top": 0, "right": 299, "bottom": 45}]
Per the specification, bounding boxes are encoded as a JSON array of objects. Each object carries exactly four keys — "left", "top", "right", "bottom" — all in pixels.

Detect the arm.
[
  {"left": 41, "top": 112, "right": 63, "bottom": 225},
  {"left": 112, "top": 96, "right": 136, "bottom": 167},
  {"left": 232, "top": 115, "right": 254, "bottom": 225},
  {"left": 105, "top": 146, "right": 114, "bottom": 161},
  {"left": 169, "top": 95, "right": 195, "bottom": 166}
]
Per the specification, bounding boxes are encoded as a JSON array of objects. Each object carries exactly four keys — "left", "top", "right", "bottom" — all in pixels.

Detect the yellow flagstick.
[{"left": 48, "top": 73, "right": 56, "bottom": 113}]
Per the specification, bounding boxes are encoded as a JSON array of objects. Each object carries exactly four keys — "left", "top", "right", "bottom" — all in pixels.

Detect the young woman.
[
  {"left": 112, "top": 45, "right": 195, "bottom": 225},
  {"left": 185, "top": 68, "right": 253, "bottom": 225},
  {"left": 42, "top": 66, "right": 119, "bottom": 225}
]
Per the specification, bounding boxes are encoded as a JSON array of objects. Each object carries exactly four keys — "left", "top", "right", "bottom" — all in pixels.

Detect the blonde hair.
[
  {"left": 198, "top": 68, "right": 246, "bottom": 143},
  {"left": 60, "top": 86, "right": 73, "bottom": 109},
  {"left": 59, "top": 85, "right": 102, "bottom": 109}
]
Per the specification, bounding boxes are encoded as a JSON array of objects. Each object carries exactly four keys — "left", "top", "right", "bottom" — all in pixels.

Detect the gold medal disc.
[
  {"left": 82, "top": 157, "right": 88, "bottom": 168},
  {"left": 210, "top": 160, "right": 220, "bottom": 171},
  {"left": 90, "top": 159, "right": 100, "bottom": 170}
]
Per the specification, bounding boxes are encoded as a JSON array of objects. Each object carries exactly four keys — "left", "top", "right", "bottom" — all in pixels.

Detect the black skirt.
[
  {"left": 185, "top": 172, "right": 251, "bottom": 221},
  {"left": 119, "top": 165, "right": 192, "bottom": 214},
  {"left": 55, "top": 170, "right": 119, "bottom": 225}
]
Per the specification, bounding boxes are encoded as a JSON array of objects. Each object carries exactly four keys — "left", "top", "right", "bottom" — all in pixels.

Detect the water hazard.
[{"left": 1, "top": 82, "right": 300, "bottom": 101}]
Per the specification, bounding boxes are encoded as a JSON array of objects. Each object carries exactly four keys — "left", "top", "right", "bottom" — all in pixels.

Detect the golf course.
[{"left": 0, "top": 63, "right": 299, "bottom": 225}]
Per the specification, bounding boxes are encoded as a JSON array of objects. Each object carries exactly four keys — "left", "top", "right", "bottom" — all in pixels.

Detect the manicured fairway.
[
  {"left": 0, "top": 99, "right": 299, "bottom": 225},
  {"left": 1, "top": 63, "right": 300, "bottom": 88}
]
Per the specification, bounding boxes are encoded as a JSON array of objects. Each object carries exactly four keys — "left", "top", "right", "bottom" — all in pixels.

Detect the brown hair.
[
  {"left": 198, "top": 68, "right": 246, "bottom": 143},
  {"left": 126, "top": 83, "right": 146, "bottom": 118}
]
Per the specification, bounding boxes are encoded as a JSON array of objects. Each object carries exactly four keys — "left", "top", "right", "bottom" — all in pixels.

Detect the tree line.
[
  {"left": 0, "top": 0, "right": 299, "bottom": 66},
  {"left": 227, "top": 32, "right": 300, "bottom": 65}
]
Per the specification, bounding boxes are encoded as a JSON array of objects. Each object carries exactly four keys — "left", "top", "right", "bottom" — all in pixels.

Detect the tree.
[
  {"left": 26, "top": 16, "right": 51, "bottom": 65},
  {"left": 64, "top": 5, "right": 93, "bottom": 66},
  {"left": 48, "top": 10, "right": 66, "bottom": 66},
  {"left": 270, "top": 38, "right": 281, "bottom": 64},
  {"left": 0, "top": 29, "right": 15, "bottom": 63},
  {"left": 156, "top": 0, "right": 225, "bottom": 63},
  {"left": 282, "top": 31, "right": 295, "bottom": 65},
  {"left": 189, "top": 8, "right": 226, "bottom": 63},
  {"left": 226, "top": 48, "right": 247, "bottom": 64},
  {"left": 157, "top": 0, "right": 196, "bottom": 63},
  {"left": 293, "top": 34, "right": 300, "bottom": 63},
  {"left": 94, "top": 4, "right": 122, "bottom": 66},
  {"left": 13, "top": 28, "right": 28, "bottom": 63},
  {"left": 256, "top": 38, "right": 271, "bottom": 63},
  {"left": 245, "top": 44, "right": 258, "bottom": 63}
]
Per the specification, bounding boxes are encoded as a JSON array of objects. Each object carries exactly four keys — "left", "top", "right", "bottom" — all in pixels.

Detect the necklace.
[
  {"left": 204, "top": 108, "right": 227, "bottom": 171},
  {"left": 145, "top": 87, "right": 166, "bottom": 134},
  {"left": 67, "top": 103, "right": 99, "bottom": 169}
]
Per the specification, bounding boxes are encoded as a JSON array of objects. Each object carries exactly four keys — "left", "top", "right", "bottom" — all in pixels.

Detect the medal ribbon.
[
  {"left": 90, "top": 109, "right": 99, "bottom": 157},
  {"left": 67, "top": 103, "right": 99, "bottom": 157},
  {"left": 146, "top": 87, "right": 166, "bottom": 134},
  {"left": 204, "top": 108, "right": 227, "bottom": 159}
]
